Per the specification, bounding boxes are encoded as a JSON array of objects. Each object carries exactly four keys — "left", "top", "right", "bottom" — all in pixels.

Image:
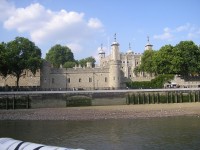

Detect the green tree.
[
  {"left": 153, "top": 45, "right": 174, "bottom": 74},
  {"left": 0, "top": 42, "right": 9, "bottom": 77},
  {"left": 63, "top": 61, "right": 77, "bottom": 69},
  {"left": 46, "top": 44, "right": 74, "bottom": 68},
  {"left": 78, "top": 56, "right": 96, "bottom": 67},
  {"left": 138, "top": 50, "right": 156, "bottom": 75},
  {"left": 6, "top": 37, "right": 42, "bottom": 88},
  {"left": 172, "top": 41, "right": 200, "bottom": 76}
]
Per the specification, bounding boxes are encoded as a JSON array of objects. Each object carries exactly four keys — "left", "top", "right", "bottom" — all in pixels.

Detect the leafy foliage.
[
  {"left": 171, "top": 41, "right": 200, "bottom": 76},
  {"left": 1, "top": 37, "right": 42, "bottom": 87},
  {"left": 46, "top": 44, "right": 75, "bottom": 68},
  {"left": 0, "top": 42, "right": 9, "bottom": 77},
  {"left": 137, "top": 41, "right": 200, "bottom": 76},
  {"left": 78, "top": 56, "right": 96, "bottom": 67},
  {"left": 126, "top": 74, "right": 174, "bottom": 89},
  {"left": 63, "top": 61, "right": 77, "bottom": 69},
  {"left": 153, "top": 45, "right": 174, "bottom": 74},
  {"left": 137, "top": 50, "right": 156, "bottom": 75}
]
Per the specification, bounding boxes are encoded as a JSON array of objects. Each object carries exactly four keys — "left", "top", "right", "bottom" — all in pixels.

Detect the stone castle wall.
[
  {"left": 39, "top": 61, "right": 111, "bottom": 90},
  {"left": 0, "top": 70, "right": 40, "bottom": 87}
]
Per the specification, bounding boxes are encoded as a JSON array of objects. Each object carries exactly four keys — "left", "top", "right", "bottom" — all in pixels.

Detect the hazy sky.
[{"left": 1, "top": 0, "right": 200, "bottom": 60}]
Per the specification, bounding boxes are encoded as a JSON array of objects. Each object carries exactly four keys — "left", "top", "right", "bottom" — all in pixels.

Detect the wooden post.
[
  {"left": 26, "top": 95, "right": 29, "bottom": 109},
  {"left": 167, "top": 92, "right": 169, "bottom": 103},
  {"left": 189, "top": 92, "right": 191, "bottom": 102},
  {"left": 170, "top": 92, "right": 173, "bottom": 103},
  {"left": 175, "top": 92, "right": 177, "bottom": 103},
  {"left": 13, "top": 95, "right": 15, "bottom": 109},
  {"left": 157, "top": 93, "right": 160, "bottom": 104},
  {"left": 180, "top": 92, "right": 183, "bottom": 103},
  {"left": 132, "top": 94, "right": 134, "bottom": 104},
  {"left": 143, "top": 93, "right": 145, "bottom": 104},
  {"left": 148, "top": 93, "right": 150, "bottom": 104},
  {"left": 153, "top": 93, "right": 155, "bottom": 104},
  {"left": 6, "top": 96, "right": 8, "bottom": 110},
  {"left": 138, "top": 93, "right": 140, "bottom": 104},
  {"left": 193, "top": 92, "right": 196, "bottom": 102}
]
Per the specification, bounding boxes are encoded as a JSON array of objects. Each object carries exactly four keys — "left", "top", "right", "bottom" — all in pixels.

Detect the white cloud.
[
  {"left": 0, "top": 0, "right": 15, "bottom": 21},
  {"left": 153, "top": 27, "right": 173, "bottom": 40},
  {"left": 1, "top": 1, "right": 104, "bottom": 57},
  {"left": 154, "top": 23, "right": 200, "bottom": 41},
  {"left": 67, "top": 43, "right": 83, "bottom": 53},
  {"left": 88, "top": 18, "right": 103, "bottom": 29},
  {"left": 176, "top": 23, "right": 191, "bottom": 32},
  {"left": 4, "top": 3, "right": 49, "bottom": 32}
]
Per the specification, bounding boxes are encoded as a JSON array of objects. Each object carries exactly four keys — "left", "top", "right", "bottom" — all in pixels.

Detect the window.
[
  {"left": 67, "top": 78, "right": 70, "bottom": 83},
  {"left": 52, "top": 78, "right": 54, "bottom": 84},
  {"left": 79, "top": 78, "right": 81, "bottom": 82},
  {"left": 105, "top": 77, "right": 107, "bottom": 82},
  {"left": 89, "top": 77, "right": 92, "bottom": 82}
]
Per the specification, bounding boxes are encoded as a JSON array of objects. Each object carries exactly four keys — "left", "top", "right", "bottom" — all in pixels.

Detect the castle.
[{"left": 0, "top": 36, "right": 154, "bottom": 90}]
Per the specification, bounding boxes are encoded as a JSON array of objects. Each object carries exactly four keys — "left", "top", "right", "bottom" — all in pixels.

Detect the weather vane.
[
  {"left": 114, "top": 33, "right": 117, "bottom": 42},
  {"left": 147, "top": 35, "right": 149, "bottom": 42}
]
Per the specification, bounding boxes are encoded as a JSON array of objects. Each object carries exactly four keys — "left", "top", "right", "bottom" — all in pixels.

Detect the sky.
[{"left": 0, "top": 0, "right": 200, "bottom": 61}]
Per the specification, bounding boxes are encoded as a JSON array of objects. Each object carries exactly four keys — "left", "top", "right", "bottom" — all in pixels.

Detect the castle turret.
[
  {"left": 127, "top": 43, "right": 133, "bottom": 54},
  {"left": 145, "top": 36, "right": 153, "bottom": 51},
  {"left": 109, "top": 34, "right": 121, "bottom": 89},
  {"left": 98, "top": 44, "right": 105, "bottom": 60},
  {"left": 110, "top": 34, "right": 120, "bottom": 61}
]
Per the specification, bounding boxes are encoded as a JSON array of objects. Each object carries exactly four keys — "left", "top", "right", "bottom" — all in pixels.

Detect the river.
[{"left": 0, "top": 117, "right": 200, "bottom": 150}]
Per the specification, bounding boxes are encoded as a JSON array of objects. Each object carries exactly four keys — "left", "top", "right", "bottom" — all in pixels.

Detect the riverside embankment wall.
[{"left": 0, "top": 88, "right": 200, "bottom": 109}]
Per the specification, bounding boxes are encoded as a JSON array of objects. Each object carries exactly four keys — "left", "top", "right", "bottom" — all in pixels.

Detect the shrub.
[{"left": 126, "top": 74, "right": 174, "bottom": 89}]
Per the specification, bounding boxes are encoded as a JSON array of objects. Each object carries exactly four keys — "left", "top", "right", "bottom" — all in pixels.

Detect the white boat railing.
[{"left": 0, "top": 138, "right": 84, "bottom": 150}]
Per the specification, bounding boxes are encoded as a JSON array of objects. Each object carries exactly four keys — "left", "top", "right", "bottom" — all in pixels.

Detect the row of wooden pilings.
[
  {"left": 0, "top": 95, "right": 30, "bottom": 109},
  {"left": 126, "top": 91, "right": 200, "bottom": 105}
]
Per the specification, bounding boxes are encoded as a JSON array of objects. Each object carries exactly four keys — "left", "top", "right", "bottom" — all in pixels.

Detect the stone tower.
[
  {"left": 109, "top": 34, "right": 121, "bottom": 89},
  {"left": 145, "top": 36, "right": 153, "bottom": 50},
  {"left": 124, "top": 43, "right": 133, "bottom": 78}
]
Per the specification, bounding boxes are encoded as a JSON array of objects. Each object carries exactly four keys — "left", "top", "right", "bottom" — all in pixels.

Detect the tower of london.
[
  {"left": 0, "top": 36, "right": 154, "bottom": 90},
  {"left": 40, "top": 35, "right": 153, "bottom": 90}
]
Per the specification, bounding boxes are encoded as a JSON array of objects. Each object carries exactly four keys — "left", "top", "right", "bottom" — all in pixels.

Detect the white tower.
[
  {"left": 110, "top": 34, "right": 120, "bottom": 61},
  {"left": 109, "top": 34, "right": 121, "bottom": 89},
  {"left": 124, "top": 43, "right": 133, "bottom": 78},
  {"left": 145, "top": 36, "right": 153, "bottom": 50}
]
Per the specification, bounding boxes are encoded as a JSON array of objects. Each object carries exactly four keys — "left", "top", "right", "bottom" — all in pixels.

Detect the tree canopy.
[
  {"left": 171, "top": 41, "right": 200, "bottom": 76},
  {"left": 153, "top": 45, "right": 174, "bottom": 74},
  {"left": 45, "top": 44, "right": 75, "bottom": 68},
  {"left": 137, "top": 41, "right": 200, "bottom": 76},
  {"left": 78, "top": 56, "right": 96, "bottom": 67},
  {"left": 134, "top": 50, "right": 156, "bottom": 76},
  {"left": 0, "top": 42, "right": 9, "bottom": 77},
  {"left": 0, "top": 37, "right": 42, "bottom": 88}
]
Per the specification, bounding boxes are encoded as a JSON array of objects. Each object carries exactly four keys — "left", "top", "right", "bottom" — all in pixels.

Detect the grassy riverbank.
[{"left": 0, "top": 103, "right": 200, "bottom": 120}]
